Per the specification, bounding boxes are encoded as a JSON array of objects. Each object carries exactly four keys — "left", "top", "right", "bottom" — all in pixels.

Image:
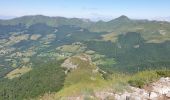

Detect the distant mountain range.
[
  {"left": 0, "top": 15, "right": 170, "bottom": 32},
  {"left": 1, "top": 15, "right": 170, "bottom": 22}
]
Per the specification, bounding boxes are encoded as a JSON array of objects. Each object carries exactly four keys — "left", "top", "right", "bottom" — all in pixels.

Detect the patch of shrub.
[
  {"left": 128, "top": 79, "right": 145, "bottom": 88},
  {"left": 128, "top": 70, "right": 170, "bottom": 88},
  {"left": 127, "top": 70, "right": 159, "bottom": 88},
  {"left": 156, "top": 70, "right": 170, "bottom": 77}
]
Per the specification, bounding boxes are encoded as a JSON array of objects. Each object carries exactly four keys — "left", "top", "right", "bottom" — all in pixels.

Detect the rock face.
[
  {"left": 61, "top": 57, "right": 78, "bottom": 72},
  {"left": 94, "top": 77, "right": 170, "bottom": 100}
]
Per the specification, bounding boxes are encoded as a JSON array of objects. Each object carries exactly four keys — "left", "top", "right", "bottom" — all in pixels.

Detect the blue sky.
[{"left": 0, "top": 0, "right": 170, "bottom": 20}]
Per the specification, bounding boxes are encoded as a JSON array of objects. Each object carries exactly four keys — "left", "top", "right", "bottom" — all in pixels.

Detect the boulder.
[
  {"left": 130, "top": 95, "right": 142, "bottom": 100},
  {"left": 149, "top": 92, "right": 158, "bottom": 99},
  {"left": 166, "top": 92, "right": 170, "bottom": 98}
]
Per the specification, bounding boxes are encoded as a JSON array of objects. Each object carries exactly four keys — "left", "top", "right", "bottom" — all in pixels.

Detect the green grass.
[
  {"left": 94, "top": 58, "right": 117, "bottom": 66},
  {"left": 5, "top": 66, "right": 32, "bottom": 79}
]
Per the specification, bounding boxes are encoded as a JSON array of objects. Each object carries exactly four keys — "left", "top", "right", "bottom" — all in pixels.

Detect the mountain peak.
[
  {"left": 116, "top": 15, "right": 129, "bottom": 20},
  {"left": 108, "top": 15, "right": 130, "bottom": 23}
]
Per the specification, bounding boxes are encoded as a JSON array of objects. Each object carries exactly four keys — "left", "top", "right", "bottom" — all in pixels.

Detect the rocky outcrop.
[
  {"left": 94, "top": 77, "right": 170, "bottom": 100},
  {"left": 61, "top": 54, "right": 93, "bottom": 74},
  {"left": 61, "top": 57, "right": 78, "bottom": 70}
]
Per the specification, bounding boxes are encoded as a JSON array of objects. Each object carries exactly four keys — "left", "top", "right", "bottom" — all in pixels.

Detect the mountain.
[
  {"left": 0, "top": 15, "right": 92, "bottom": 28},
  {"left": 1, "top": 15, "right": 170, "bottom": 34},
  {"left": 109, "top": 15, "right": 130, "bottom": 22},
  {"left": 0, "top": 15, "right": 170, "bottom": 100}
]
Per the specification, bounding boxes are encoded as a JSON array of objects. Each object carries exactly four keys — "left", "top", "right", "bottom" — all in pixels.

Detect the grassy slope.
[
  {"left": 38, "top": 70, "right": 170, "bottom": 100},
  {"left": 36, "top": 54, "right": 170, "bottom": 100},
  {"left": 58, "top": 55, "right": 104, "bottom": 96}
]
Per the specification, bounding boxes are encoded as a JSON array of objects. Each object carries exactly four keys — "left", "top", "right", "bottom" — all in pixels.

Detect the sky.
[{"left": 0, "top": 0, "right": 170, "bottom": 20}]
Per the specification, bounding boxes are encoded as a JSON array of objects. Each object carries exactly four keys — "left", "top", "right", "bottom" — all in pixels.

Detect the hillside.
[
  {"left": 1, "top": 15, "right": 170, "bottom": 42},
  {"left": 37, "top": 55, "right": 170, "bottom": 100}
]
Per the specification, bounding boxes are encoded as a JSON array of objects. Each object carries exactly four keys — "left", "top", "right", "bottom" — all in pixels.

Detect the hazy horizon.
[{"left": 0, "top": 0, "right": 170, "bottom": 21}]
